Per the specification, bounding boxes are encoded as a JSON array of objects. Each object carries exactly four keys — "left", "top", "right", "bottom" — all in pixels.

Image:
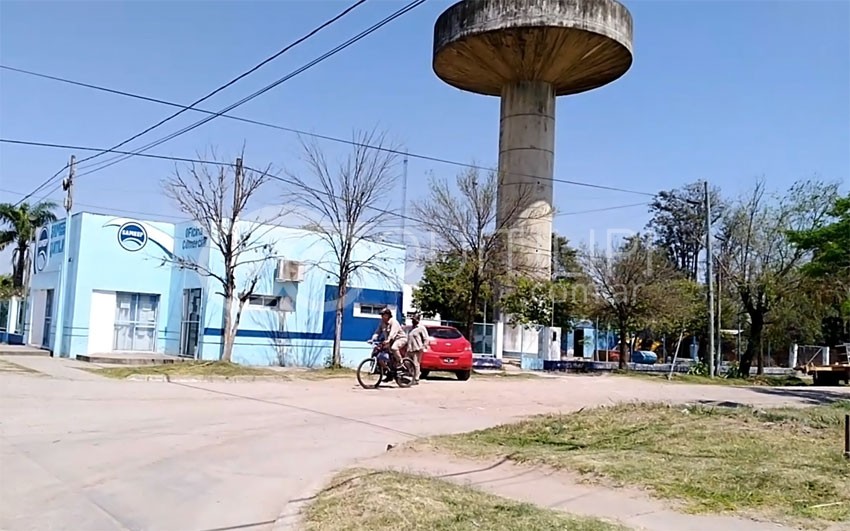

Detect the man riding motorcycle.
[{"left": 371, "top": 307, "right": 407, "bottom": 372}]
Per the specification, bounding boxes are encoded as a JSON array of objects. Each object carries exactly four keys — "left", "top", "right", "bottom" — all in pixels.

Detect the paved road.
[{"left": 1, "top": 356, "right": 847, "bottom": 531}]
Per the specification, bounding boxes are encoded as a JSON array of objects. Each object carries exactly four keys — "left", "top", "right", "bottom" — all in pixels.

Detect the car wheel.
[
  {"left": 456, "top": 370, "right": 471, "bottom": 381},
  {"left": 419, "top": 370, "right": 430, "bottom": 380}
]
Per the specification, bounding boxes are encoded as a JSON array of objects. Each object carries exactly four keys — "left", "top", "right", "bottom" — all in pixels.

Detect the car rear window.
[{"left": 427, "top": 327, "right": 463, "bottom": 339}]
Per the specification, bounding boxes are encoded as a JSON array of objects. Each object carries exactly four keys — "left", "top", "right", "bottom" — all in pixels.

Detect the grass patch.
[
  {"left": 92, "top": 361, "right": 286, "bottom": 379},
  {"left": 303, "top": 468, "right": 629, "bottom": 531},
  {"left": 424, "top": 401, "right": 850, "bottom": 527},
  {"left": 621, "top": 371, "right": 812, "bottom": 387}
]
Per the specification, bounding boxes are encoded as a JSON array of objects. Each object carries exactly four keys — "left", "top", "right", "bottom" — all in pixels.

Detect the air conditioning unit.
[{"left": 275, "top": 259, "right": 304, "bottom": 283}]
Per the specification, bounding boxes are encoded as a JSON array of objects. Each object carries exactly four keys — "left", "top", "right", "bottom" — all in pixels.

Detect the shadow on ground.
[{"left": 747, "top": 386, "right": 849, "bottom": 405}]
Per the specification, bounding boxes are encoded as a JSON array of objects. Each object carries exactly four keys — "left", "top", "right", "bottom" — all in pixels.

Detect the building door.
[
  {"left": 180, "top": 288, "right": 202, "bottom": 358},
  {"left": 113, "top": 292, "right": 159, "bottom": 351},
  {"left": 42, "top": 289, "right": 54, "bottom": 347}
]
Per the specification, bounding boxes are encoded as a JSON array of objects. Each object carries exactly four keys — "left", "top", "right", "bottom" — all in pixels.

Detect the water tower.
[{"left": 432, "top": 0, "right": 634, "bottom": 357}]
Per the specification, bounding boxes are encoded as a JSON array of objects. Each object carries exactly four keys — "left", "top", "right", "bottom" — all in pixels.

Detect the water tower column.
[{"left": 497, "top": 80, "right": 556, "bottom": 278}]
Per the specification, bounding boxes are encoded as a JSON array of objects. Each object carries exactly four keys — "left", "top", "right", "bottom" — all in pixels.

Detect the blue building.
[{"left": 25, "top": 212, "right": 405, "bottom": 367}]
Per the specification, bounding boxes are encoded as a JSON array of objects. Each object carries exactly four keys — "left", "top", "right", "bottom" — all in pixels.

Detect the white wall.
[{"left": 88, "top": 290, "right": 116, "bottom": 354}]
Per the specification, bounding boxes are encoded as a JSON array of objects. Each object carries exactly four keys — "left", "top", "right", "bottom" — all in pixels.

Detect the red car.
[{"left": 403, "top": 325, "right": 473, "bottom": 381}]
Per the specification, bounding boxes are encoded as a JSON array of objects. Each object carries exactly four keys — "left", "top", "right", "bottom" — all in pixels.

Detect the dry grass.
[
  {"left": 92, "top": 361, "right": 286, "bottom": 379},
  {"left": 302, "top": 468, "right": 629, "bottom": 531},
  {"left": 92, "top": 362, "right": 359, "bottom": 381},
  {"left": 423, "top": 401, "right": 850, "bottom": 528}
]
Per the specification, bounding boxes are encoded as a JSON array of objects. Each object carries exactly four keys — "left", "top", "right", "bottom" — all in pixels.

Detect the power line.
[
  {"left": 2, "top": 184, "right": 644, "bottom": 223},
  {"left": 12, "top": 0, "right": 369, "bottom": 205},
  {"left": 1, "top": 139, "right": 654, "bottom": 256},
  {"left": 65, "top": 0, "right": 426, "bottom": 182},
  {"left": 554, "top": 202, "right": 648, "bottom": 217},
  {"left": 0, "top": 187, "right": 189, "bottom": 220},
  {"left": 4, "top": 62, "right": 655, "bottom": 198}
]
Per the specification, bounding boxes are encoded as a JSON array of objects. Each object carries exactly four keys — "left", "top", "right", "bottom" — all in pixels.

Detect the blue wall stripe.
[
  {"left": 203, "top": 328, "right": 323, "bottom": 340},
  {"left": 201, "top": 286, "right": 402, "bottom": 343}
]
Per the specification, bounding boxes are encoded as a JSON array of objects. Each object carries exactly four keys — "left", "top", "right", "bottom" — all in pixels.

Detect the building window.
[
  {"left": 114, "top": 292, "right": 159, "bottom": 351},
  {"left": 354, "top": 303, "right": 395, "bottom": 319},
  {"left": 248, "top": 295, "right": 294, "bottom": 312}
]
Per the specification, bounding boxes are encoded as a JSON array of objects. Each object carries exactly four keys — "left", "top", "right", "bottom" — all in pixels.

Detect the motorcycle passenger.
[{"left": 406, "top": 313, "right": 429, "bottom": 386}]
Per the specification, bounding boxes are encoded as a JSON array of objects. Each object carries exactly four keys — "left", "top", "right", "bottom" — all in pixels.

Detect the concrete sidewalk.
[
  {"left": 363, "top": 449, "right": 796, "bottom": 531},
  {"left": 0, "top": 355, "right": 107, "bottom": 380}
]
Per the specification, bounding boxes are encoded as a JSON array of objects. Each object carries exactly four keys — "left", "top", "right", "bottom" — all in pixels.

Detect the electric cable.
[
  {"left": 1, "top": 138, "right": 655, "bottom": 256},
  {"left": 2, "top": 61, "right": 654, "bottom": 199}
]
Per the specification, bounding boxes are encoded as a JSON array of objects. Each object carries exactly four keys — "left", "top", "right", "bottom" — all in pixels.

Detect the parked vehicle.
[{"left": 404, "top": 325, "right": 473, "bottom": 381}]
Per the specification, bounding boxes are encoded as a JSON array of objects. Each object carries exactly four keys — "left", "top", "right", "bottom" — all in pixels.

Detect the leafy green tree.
[
  {"left": 413, "top": 252, "right": 491, "bottom": 323},
  {"left": 0, "top": 273, "right": 20, "bottom": 300},
  {"left": 0, "top": 201, "right": 58, "bottom": 289},
  {"left": 719, "top": 179, "right": 840, "bottom": 375},
  {"left": 787, "top": 193, "right": 850, "bottom": 345}
]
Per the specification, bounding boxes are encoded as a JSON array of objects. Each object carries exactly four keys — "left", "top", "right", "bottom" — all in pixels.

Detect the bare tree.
[
  {"left": 718, "top": 178, "right": 839, "bottom": 376},
  {"left": 582, "top": 234, "right": 682, "bottom": 369},
  {"left": 285, "top": 130, "right": 402, "bottom": 369},
  {"left": 413, "top": 167, "right": 550, "bottom": 339},
  {"left": 164, "top": 150, "right": 280, "bottom": 362}
]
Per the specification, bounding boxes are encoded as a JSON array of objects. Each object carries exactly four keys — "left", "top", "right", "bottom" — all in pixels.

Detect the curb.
[
  {"left": 272, "top": 476, "right": 331, "bottom": 531},
  {"left": 124, "top": 374, "right": 289, "bottom": 383}
]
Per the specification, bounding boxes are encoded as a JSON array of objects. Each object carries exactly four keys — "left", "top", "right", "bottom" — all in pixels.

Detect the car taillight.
[{"left": 464, "top": 344, "right": 472, "bottom": 351}]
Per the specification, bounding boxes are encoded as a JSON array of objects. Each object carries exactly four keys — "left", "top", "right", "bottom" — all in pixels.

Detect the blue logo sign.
[
  {"left": 35, "top": 227, "right": 49, "bottom": 272},
  {"left": 117, "top": 222, "right": 148, "bottom": 252}
]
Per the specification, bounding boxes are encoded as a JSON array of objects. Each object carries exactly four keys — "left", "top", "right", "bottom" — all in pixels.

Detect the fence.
[
  {"left": 438, "top": 320, "right": 495, "bottom": 356},
  {"left": 796, "top": 345, "right": 831, "bottom": 367}
]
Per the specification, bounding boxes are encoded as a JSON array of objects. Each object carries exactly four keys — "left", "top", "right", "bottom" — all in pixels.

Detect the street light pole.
[
  {"left": 52, "top": 155, "right": 75, "bottom": 358},
  {"left": 704, "top": 180, "right": 716, "bottom": 378}
]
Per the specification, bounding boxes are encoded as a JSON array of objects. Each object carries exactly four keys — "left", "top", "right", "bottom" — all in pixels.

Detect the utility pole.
[
  {"left": 233, "top": 157, "right": 243, "bottom": 217},
  {"left": 716, "top": 265, "right": 722, "bottom": 374},
  {"left": 400, "top": 150, "right": 408, "bottom": 243},
  {"left": 704, "top": 180, "right": 716, "bottom": 378},
  {"left": 52, "top": 155, "right": 75, "bottom": 358}
]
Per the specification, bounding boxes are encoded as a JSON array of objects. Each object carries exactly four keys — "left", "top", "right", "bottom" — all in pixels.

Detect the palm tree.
[
  {"left": 0, "top": 201, "right": 58, "bottom": 289},
  {"left": 0, "top": 273, "right": 17, "bottom": 299}
]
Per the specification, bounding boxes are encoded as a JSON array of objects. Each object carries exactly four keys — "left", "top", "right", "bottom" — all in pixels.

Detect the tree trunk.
[
  {"left": 221, "top": 290, "right": 235, "bottom": 362},
  {"left": 739, "top": 311, "right": 764, "bottom": 377},
  {"left": 13, "top": 243, "right": 27, "bottom": 289},
  {"left": 332, "top": 282, "right": 346, "bottom": 369},
  {"left": 618, "top": 318, "right": 629, "bottom": 370},
  {"left": 467, "top": 270, "right": 481, "bottom": 342}
]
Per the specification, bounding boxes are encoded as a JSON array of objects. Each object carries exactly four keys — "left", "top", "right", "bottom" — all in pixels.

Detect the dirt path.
[{"left": 360, "top": 448, "right": 804, "bottom": 531}]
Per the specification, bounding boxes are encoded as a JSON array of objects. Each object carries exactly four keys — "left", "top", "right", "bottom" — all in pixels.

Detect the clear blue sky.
[{"left": 1, "top": 0, "right": 848, "bottom": 280}]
